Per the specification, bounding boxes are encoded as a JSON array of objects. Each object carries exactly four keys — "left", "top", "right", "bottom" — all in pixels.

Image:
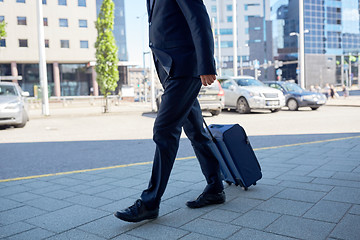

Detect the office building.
[
  {"left": 203, "top": 0, "right": 273, "bottom": 80},
  {"left": 271, "top": 0, "right": 360, "bottom": 87}
]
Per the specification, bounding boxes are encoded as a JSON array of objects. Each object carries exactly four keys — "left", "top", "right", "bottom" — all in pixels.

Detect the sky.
[{"left": 124, "top": 0, "right": 150, "bottom": 67}]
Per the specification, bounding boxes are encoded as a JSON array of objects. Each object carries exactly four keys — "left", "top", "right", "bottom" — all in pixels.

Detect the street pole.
[
  {"left": 299, "top": 0, "right": 305, "bottom": 89},
  {"left": 358, "top": 53, "right": 360, "bottom": 88},
  {"left": 349, "top": 53, "right": 352, "bottom": 88},
  {"left": 232, "top": 0, "right": 237, "bottom": 77},
  {"left": 341, "top": 55, "right": 344, "bottom": 86},
  {"left": 216, "top": 0, "right": 222, "bottom": 76},
  {"left": 36, "top": 0, "right": 49, "bottom": 116}
]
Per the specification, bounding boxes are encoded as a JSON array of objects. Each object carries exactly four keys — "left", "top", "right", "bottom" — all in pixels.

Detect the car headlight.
[
  {"left": 249, "top": 91, "right": 262, "bottom": 97},
  {"left": 5, "top": 101, "right": 21, "bottom": 109}
]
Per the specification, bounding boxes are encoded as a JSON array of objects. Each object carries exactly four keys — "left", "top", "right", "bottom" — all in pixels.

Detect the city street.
[{"left": 1, "top": 101, "right": 359, "bottom": 180}]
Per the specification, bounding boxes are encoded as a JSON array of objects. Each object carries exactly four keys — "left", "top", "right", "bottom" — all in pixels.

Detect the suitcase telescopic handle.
[{"left": 203, "top": 119, "right": 215, "bottom": 141}]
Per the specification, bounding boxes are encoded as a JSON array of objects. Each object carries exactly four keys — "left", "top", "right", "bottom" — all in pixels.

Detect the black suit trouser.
[{"left": 140, "top": 60, "right": 223, "bottom": 210}]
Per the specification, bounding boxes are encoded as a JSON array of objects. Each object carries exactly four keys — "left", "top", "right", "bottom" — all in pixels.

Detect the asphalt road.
[{"left": 1, "top": 104, "right": 360, "bottom": 180}]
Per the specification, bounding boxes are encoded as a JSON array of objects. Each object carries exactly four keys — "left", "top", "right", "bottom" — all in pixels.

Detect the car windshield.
[
  {"left": 282, "top": 82, "right": 304, "bottom": 93},
  {"left": 0, "top": 85, "right": 17, "bottom": 96},
  {"left": 234, "top": 78, "right": 264, "bottom": 87}
]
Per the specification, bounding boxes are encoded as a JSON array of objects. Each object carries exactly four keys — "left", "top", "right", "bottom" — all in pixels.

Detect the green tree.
[
  {"left": 95, "top": 0, "right": 119, "bottom": 113},
  {"left": 0, "top": 21, "right": 6, "bottom": 38}
]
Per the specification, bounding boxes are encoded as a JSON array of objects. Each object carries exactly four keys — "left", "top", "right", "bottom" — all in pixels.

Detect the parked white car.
[
  {"left": 219, "top": 76, "right": 285, "bottom": 113},
  {"left": 0, "top": 82, "right": 29, "bottom": 128}
]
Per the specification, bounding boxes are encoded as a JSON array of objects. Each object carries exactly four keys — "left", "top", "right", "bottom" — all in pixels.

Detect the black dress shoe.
[
  {"left": 186, "top": 191, "right": 226, "bottom": 209},
  {"left": 114, "top": 199, "right": 159, "bottom": 222}
]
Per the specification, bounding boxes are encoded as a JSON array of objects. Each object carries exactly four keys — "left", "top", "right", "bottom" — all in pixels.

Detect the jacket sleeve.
[{"left": 175, "top": 0, "right": 217, "bottom": 76}]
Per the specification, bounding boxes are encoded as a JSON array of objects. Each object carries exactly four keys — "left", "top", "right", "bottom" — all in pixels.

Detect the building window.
[
  {"left": 78, "top": 19, "right": 87, "bottom": 28},
  {"left": 0, "top": 39, "right": 5, "bottom": 47},
  {"left": 226, "top": 5, "right": 232, "bottom": 11},
  {"left": 43, "top": 17, "right": 48, "bottom": 26},
  {"left": 17, "top": 16, "right": 27, "bottom": 25},
  {"left": 221, "top": 41, "right": 233, "bottom": 48},
  {"left": 0, "top": 16, "right": 4, "bottom": 22},
  {"left": 78, "top": 0, "right": 86, "bottom": 7},
  {"left": 227, "top": 16, "right": 233, "bottom": 22},
  {"left": 211, "top": 5, "right": 217, "bottom": 13},
  {"left": 215, "top": 28, "right": 233, "bottom": 35},
  {"left": 59, "top": 18, "right": 68, "bottom": 27},
  {"left": 16, "top": 0, "right": 25, "bottom": 3},
  {"left": 42, "top": 0, "right": 47, "bottom": 4},
  {"left": 244, "top": 3, "right": 260, "bottom": 11},
  {"left": 80, "top": 40, "right": 88, "bottom": 48},
  {"left": 19, "top": 39, "right": 28, "bottom": 47},
  {"left": 58, "top": 0, "right": 66, "bottom": 6},
  {"left": 60, "top": 40, "right": 69, "bottom": 48},
  {"left": 0, "top": 0, "right": 4, "bottom": 2},
  {"left": 45, "top": 39, "right": 49, "bottom": 48}
]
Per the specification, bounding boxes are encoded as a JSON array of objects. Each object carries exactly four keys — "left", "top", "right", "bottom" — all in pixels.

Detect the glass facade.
[
  {"left": 59, "top": 64, "right": 92, "bottom": 96},
  {"left": 96, "top": 0, "right": 128, "bottom": 61}
]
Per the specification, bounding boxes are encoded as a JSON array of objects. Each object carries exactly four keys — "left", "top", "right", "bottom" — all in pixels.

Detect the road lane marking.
[{"left": 1, "top": 135, "right": 359, "bottom": 183}]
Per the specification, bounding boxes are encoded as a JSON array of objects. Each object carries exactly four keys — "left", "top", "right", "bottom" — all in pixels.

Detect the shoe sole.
[
  {"left": 114, "top": 212, "right": 158, "bottom": 223},
  {"left": 186, "top": 198, "right": 225, "bottom": 209}
]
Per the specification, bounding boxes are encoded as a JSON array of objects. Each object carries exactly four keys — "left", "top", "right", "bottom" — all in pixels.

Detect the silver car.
[
  {"left": 219, "top": 76, "right": 285, "bottom": 113},
  {"left": 0, "top": 82, "right": 30, "bottom": 128}
]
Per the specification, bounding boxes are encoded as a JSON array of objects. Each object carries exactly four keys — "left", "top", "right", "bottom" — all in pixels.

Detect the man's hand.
[{"left": 200, "top": 75, "right": 216, "bottom": 86}]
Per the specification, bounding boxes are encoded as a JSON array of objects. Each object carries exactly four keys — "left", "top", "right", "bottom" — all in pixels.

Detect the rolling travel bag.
[{"left": 204, "top": 122, "right": 262, "bottom": 190}]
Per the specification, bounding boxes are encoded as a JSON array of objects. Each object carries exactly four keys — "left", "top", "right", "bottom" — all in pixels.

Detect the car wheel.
[
  {"left": 14, "top": 111, "right": 27, "bottom": 128},
  {"left": 270, "top": 108, "right": 281, "bottom": 113},
  {"left": 311, "top": 107, "right": 319, "bottom": 110},
  {"left": 210, "top": 109, "right": 221, "bottom": 116},
  {"left": 236, "top": 97, "right": 251, "bottom": 114},
  {"left": 287, "top": 99, "right": 299, "bottom": 111}
]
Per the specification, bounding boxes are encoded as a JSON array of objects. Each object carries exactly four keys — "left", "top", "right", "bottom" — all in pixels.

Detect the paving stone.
[
  {"left": 279, "top": 181, "right": 333, "bottom": 192},
  {"left": 46, "top": 229, "right": 106, "bottom": 240},
  {"left": 313, "top": 178, "right": 360, "bottom": 188},
  {"left": 349, "top": 204, "right": 360, "bottom": 215},
  {"left": 65, "top": 194, "right": 113, "bottom": 208},
  {"left": 231, "top": 210, "right": 281, "bottom": 230},
  {"left": 266, "top": 215, "right": 335, "bottom": 240},
  {"left": 275, "top": 174, "right": 314, "bottom": 183},
  {"left": 29, "top": 185, "right": 66, "bottom": 195},
  {"left": 65, "top": 184, "right": 94, "bottom": 193},
  {"left": 0, "top": 206, "right": 46, "bottom": 225},
  {"left": 0, "top": 185, "right": 32, "bottom": 197},
  {"left": 219, "top": 197, "right": 263, "bottom": 214},
  {"left": 78, "top": 184, "right": 116, "bottom": 195},
  {"left": 127, "top": 222, "right": 189, "bottom": 240},
  {"left": 307, "top": 169, "right": 336, "bottom": 178},
  {"left": 0, "top": 222, "right": 35, "bottom": 239},
  {"left": 48, "top": 177, "right": 86, "bottom": 186},
  {"left": 85, "top": 178, "right": 119, "bottom": 187},
  {"left": 303, "top": 200, "right": 351, "bottom": 223},
  {"left": 6, "top": 227, "right": 55, "bottom": 240},
  {"left": 96, "top": 187, "right": 140, "bottom": 201},
  {"left": 319, "top": 164, "right": 356, "bottom": 172},
  {"left": 256, "top": 198, "right": 313, "bottom": 216},
  {"left": 201, "top": 209, "right": 240, "bottom": 223},
  {"left": 22, "top": 181, "right": 55, "bottom": 189},
  {"left": 331, "top": 172, "right": 360, "bottom": 181},
  {"left": 0, "top": 198, "right": 23, "bottom": 212},
  {"left": 274, "top": 188, "right": 326, "bottom": 203},
  {"left": 181, "top": 218, "right": 240, "bottom": 239},
  {"left": 154, "top": 207, "right": 206, "bottom": 227},
  {"left": 112, "top": 234, "right": 144, "bottom": 240},
  {"left": 324, "top": 187, "right": 360, "bottom": 204},
  {"left": 330, "top": 214, "right": 360, "bottom": 240},
  {"left": 26, "top": 205, "right": 108, "bottom": 233},
  {"left": 6, "top": 192, "right": 42, "bottom": 202},
  {"left": 228, "top": 228, "right": 294, "bottom": 240},
  {"left": 79, "top": 215, "right": 139, "bottom": 239},
  {"left": 68, "top": 173, "right": 104, "bottom": 181},
  {"left": 109, "top": 178, "right": 148, "bottom": 188},
  {"left": 41, "top": 189, "right": 78, "bottom": 200},
  {"left": 25, "top": 196, "right": 72, "bottom": 211},
  {"left": 180, "top": 232, "right": 221, "bottom": 240}
]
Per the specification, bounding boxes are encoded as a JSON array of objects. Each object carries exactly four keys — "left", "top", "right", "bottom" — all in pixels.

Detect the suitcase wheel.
[
  {"left": 242, "top": 187, "right": 248, "bottom": 191},
  {"left": 253, "top": 182, "right": 257, "bottom": 186},
  {"left": 225, "top": 181, "right": 232, "bottom": 186}
]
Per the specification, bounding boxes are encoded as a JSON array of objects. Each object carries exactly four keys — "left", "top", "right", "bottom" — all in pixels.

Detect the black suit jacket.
[{"left": 147, "top": 0, "right": 216, "bottom": 77}]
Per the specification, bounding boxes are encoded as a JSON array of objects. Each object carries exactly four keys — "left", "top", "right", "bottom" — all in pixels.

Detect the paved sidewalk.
[{"left": 1, "top": 136, "right": 360, "bottom": 240}]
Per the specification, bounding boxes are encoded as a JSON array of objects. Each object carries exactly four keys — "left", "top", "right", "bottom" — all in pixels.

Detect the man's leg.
[{"left": 140, "top": 76, "right": 204, "bottom": 210}]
